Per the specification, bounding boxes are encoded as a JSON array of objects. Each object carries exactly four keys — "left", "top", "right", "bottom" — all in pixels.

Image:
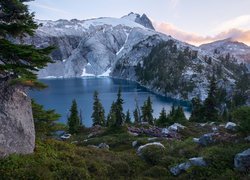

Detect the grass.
[{"left": 0, "top": 123, "right": 249, "bottom": 179}]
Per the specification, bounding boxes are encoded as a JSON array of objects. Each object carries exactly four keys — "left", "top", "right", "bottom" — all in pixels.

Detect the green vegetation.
[
  {"left": 135, "top": 40, "right": 197, "bottom": 98},
  {"left": 232, "top": 106, "right": 250, "bottom": 135},
  {"left": 125, "top": 110, "right": 132, "bottom": 124},
  {"left": 67, "top": 99, "right": 81, "bottom": 134},
  {"left": 32, "top": 100, "right": 64, "bottom": 138},
  {"left": 0, "top": 0, "right": 54, "bottom": 88},
  {"left": 141, "top": 96, "right": 154, "bottom": 124},
  {"left": 91, "top": 91, "right": 105, "bottom": 126},
  {"left": 0, "top": 123, "right": 249, "bottom": 179},
  {"left": 156, "top": 105, "right": 187, "bottom": 127}
]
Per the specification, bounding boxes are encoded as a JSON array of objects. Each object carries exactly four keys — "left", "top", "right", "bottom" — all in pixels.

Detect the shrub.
[{"left": 232, "top": 106, "right": 250, "bottom": 135}]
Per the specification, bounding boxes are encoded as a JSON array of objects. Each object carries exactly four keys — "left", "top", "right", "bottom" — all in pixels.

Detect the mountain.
[
  {"left": 200, "top": 38, "right": 250, "bottom": 64},
  {"left": 25, "top": 13, "right": 246, "bottom": 100}
]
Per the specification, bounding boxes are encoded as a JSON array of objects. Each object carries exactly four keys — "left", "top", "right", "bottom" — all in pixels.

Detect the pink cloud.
[{"left": 154, "top": 22, "right": 250, "bottom": 46}]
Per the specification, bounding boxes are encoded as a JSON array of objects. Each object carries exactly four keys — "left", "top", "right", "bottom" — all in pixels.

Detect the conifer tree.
[
  {"left": 0, "top": 0, "right": 54, "bottom": 88},
  {"left": 106, "top": 102, "right": 116, "bottom": 127},
  {"left": 172, "top": 106, "right": 187, "bottom": 124},
  {"left": 114, "top": 88, "right": 125, "bottom": 126},
  {"left": 133, "top": 108, "right": 140, "bottom": 124},
  {"left": 156, "top": 107, "right": 168, "bottom": 127},
  {"left": 189, "top": 97, "right": 205, "bottom": 122},
  {"left": 204, "top": 74, "right": 219, "bottom": 122},
  {"left": 125, "top": 110, "right": 131, "bottom": 124},
  {"left": 67, "top": 99, "right": 81, "bottom": 134},
  {"left": 91, "top": 91, "right": 105, "bottom": 126},
  {"left": 32, "top": 100, "right": 63, "bottom": 138},
  {"left": 141, "top": 96, "right": 154, "bottom": 124}
]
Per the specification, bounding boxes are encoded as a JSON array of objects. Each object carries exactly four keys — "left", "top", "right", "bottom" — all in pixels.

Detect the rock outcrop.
[
  {"left": 0, "top": 79, "right": 35, "bottom": 157},
  {"left": 234, "top": 148, "right": 250, "bottom": 171},
  {"left": 170, "top": 157, "right": 207, "bottom": 176}
]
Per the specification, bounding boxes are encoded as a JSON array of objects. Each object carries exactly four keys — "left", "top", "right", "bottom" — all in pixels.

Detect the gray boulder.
[
  {"left": 244, "top": 136, "right": 250, "bottom": 142},
  {"left": 132, "top": 141, "right": 138, "bottom": 147},
  {"left": 170, "top": 157, "right": 207, "bottom": 176},
  {"left": 170, "top": 162, "right": 192, "bottom": 176},
  {"left": 0, "top": 80, "right": 35, "bottom": 157},
  {"left": 137, "top": 142, "right": 165, "bottom": 156},
  {"left": 225, "top": 122, "right": 237, "bottom": 131},
  {"left": 234, "top": 148, "right": 250, "bottom": 171},
  {"left": 98, "top": 143, "right": 109, "bottom": 150},
  {"left": 196, "top": 133, "right": 214, "bottom": 146}
]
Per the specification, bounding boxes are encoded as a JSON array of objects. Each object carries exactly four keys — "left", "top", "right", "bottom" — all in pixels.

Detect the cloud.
[
  {"left": 214, "top": 15, "right": 250, "bottom": 33},
  {"left": 170, "top": 0, "right": 180, "bottom": 8},
  {"left": 154, "top": 21, "right": 250, "bottom": 46},
  {"left": 30, "top": 2, "right": 70, "bottom": 15}
]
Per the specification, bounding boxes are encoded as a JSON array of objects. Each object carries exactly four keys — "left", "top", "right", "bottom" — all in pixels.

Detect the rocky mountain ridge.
[{"left": 25, "top": 13, "right": 248, "bottom": 100}]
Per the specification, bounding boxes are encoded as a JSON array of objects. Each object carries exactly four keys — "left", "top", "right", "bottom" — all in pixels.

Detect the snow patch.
[
  {"left": 81, "top": 68, "right": 95, "bottom": 77},
  {"left": 98, "top": 68, "right": 111, "bottom": 77}
]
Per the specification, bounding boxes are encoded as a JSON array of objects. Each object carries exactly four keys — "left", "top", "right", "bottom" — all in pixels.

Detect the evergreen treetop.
[
  {"left": 91, "top": 91, "right": 105, "bottom": 126},
  {"left": 67, "top": 99, "right": 81, "bottom": 134},
  {"left": 0, "top": 0, "right": 54, "bottom": 88}
]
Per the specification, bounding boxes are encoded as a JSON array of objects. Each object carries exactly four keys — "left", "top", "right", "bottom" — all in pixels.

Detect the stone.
[
  {"left": 189, "top": 157, "right": 207, "bottom": 166},
  {"left": 234, "top": 148, "right": 250, "bottom": 171},
  {"left": 98, "top": 143, "right": 109, "bottom": 150},
  {"left": 148, "top": 137, "right": 157, "bottom": 141},
  {"left": 170, "top": 162, "right": 191, "bottom": 176},
  {"left": 161, "top": 128, "right": 170, "bottom": 134},
  {"left": 0, "top": 80, "right": 35, "bottom": 158},
  {"left": 170, "top": 157, "right": 207, "bottom": 176},
  {"left": 193, "top": 138, "right": 199, "bottom": 143},
  {"left": 132, "top": 141, "right": 138, "bottom": 147},
  {"left": 128, "top": 131, "right": 139, "bottom": 136},
  {"left": 244, "top": 136, "right": 250, "bottom": 142},
  {"left": 168, "top": 123, "right": 185, "bottom": 132},
  {"left": 197, "top": 133, "right": 214, "bottom": 146},
  {"left": 225, "top": 122, "right": 237, "bottom": 130},
  {"left": 137, "top": 142, "right": 165, "bottom": 156}
]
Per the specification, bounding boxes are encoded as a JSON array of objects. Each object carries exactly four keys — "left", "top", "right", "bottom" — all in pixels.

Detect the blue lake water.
[{"left": 30, "top": 77, "right": 191, "bottom": 127}]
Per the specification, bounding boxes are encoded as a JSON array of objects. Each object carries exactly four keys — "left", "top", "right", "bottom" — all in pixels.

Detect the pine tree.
[
  {"left": 91, "top": 91, "right": 105, "bottom": 126},
  {"left": 67, "top": 99, "right": 81, "bottom": 134},
  {"left": 106, "top": 102, "right": 116, "bottom": 127},
  {"left": 189, "top": 97, "right": 205, "bottom": 122},
  {"left": 0, "top": 0, "right": 54, "bottom": 88},
  {"left": 125, "top": 110, "right": 131, "bottom": 124},
  {"left": 133, "top": 108, "right": 140, "bottom": 124},
  {"left": 32, "top": 100, "right": 63, "bottom": 138},
  {"left": 114, "top": 88, "right": 125, "bottom": 126},
  {"left": 172, "top": 106, "right": 187, "bottom": 124},
  {"left": 156, "top": 107, "right": 168, "bottom": 127},
  {"left": 204, "top": 74, "right": 219, "bottom": 122},
  {"left": 141, "top": 96, "right": 154, "bottom": 124}
]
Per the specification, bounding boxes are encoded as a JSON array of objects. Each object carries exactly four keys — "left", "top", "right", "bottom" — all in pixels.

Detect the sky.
[{"left": 28, "top": 0, "right": 250, "bottom": 46}]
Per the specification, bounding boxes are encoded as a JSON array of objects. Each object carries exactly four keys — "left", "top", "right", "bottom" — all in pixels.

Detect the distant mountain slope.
[
  {"left": 200, "top": 39, "right": 250, "bottom": 64},
  {"left": 24, "top": 13, "right": 247, "bottom": 100}
]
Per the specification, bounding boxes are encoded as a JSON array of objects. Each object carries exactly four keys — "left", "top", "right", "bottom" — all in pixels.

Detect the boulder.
[
  {"left": 0, "top": 80, "right": 35, "bottom": 158},
  {"left": 137, "top": 142, "right": 165, "bottom": 156},
  {"left": 132, "top": 141, "right": 138, "bottom": 147},
  {"left": 225, "top": 122, "right": 237, "bottom": 130},
  {"left": 234, "top": 148, "right": 250, "bottom": 171},
  {"left": 170, "top": 157, "right": 207, "bottom": 176},
  {"left": 148, "top": 137, "right": 157, "bottom": 141},
  {"left": 168, "top": 123, "right": 185, "bottom": 132},
  {"left": 189, "top": 157, "right": 207, "bottom": 166},
  {"left": 196, "top": 133, "right": 214, "bottom": 146},
  {"left": 161, "top": 128, "right": 170, "bottom": 134},
  {"left": 98, "top": 143, "right": 109, "bottom": 150},
  {"left": 170, "top": 162, "right": 191, "bottom": 176},
  {"left": 244, "top": 136, "right": 250, "bottom": 142}
]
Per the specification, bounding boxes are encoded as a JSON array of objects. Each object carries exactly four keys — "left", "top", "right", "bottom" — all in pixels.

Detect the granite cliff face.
[
  {"left": 0, "top": 79, "right": 35, "bottom": 157},
  {"left": 24, "top": 13, "right": 247, "bottom": 100}
]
